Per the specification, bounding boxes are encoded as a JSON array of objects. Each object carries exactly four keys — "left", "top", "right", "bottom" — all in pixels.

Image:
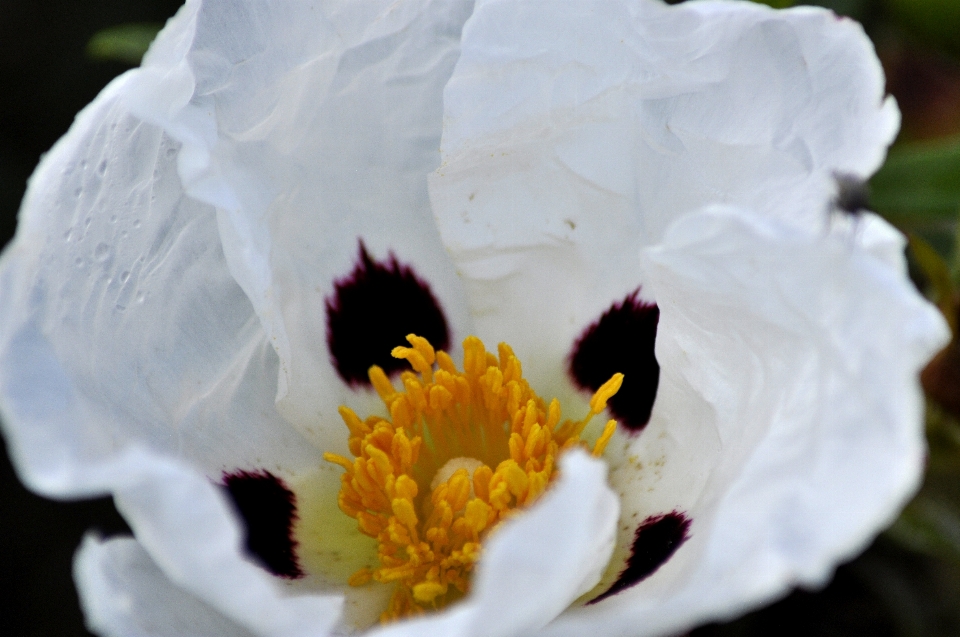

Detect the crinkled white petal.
[
  {"left": 124, "top": 0, "right": 476, "bottom": 451},
  {"left": 535, "top": 206, "right": 948, "bottom": 637},
  {"left": 430, "top": 0, "right": 899, "bottom": 394},
  {"left": 1, "top": 1, "right": 490, "bottom": 634},
  {"left": 76, "top": 535, "right": 257, "bottom": 637},
  {"left": 0, "top": 80, "right": 321, "bottom": 489},
  {"left": 0, "top": 1, "right": 942, "bottom": 637},
  {"left": 0, "top": 22, "right": 339, "bottom": 637},
  {"left": 111, "top": 451, "right": 341, "bottom": 637},
  {"left": 365, "top": 450, "right": 619, "bottom": 637}
]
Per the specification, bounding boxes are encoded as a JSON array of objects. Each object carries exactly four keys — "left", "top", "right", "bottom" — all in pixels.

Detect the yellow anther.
[
  {"left": 546, "top": 399, "right": 561, "bottom": 431},
  {"left": 406, "top": 334, "right": 436, "bottom": 366},
  {"left": 338, "top": 405, "right": 370, "bottom": 438},
  {"left": 348, "top": 568, "right": 373, "bottom": 587},
  {"left": 392, "top": 346, "right": 433, "bottom": 383},
  {"left": 525, "top": 471, "right": 548, "bottom": 505},
  {"left": 392, "top": 497, "right": 419, "bottom": 531},
  {"left": 497, "top": 342, "right": 513, "bottom": 371},
  {"left": 463, "top": 498, "right": 491, "bottom": 535},
  {"left": 325, "top": 334, "right": 624, "bottom": 622},
  {"left": 391, "top": 430, "right": 416, "bottom": 473},
  {"left": 366, "top": 445, "right": 393, "bottom": 482},
  {"left": 522, "top": 399, "right": 538, "bottom": 437},
  {"left": 369, "top": 366, "right": 396, "bottom": 401},
  {"left": 473, "top": 465, "right": 492, "bottom": 502},
  {"left": 436, "top": 350, "right": 457, "bottom": 374},
  {"left": 357, "top": 511, "right": 385, "bottom": 537},
  {"left": 403, "top": 376, "right": 428, "bottom": 411},
  {"left": 463, "top": 336, "right": 487, "bottom": 378},
  {"left": 508, "top": 432, "right": 523, "bottom": 463},
  {"left": 447, "top": 470, "right": 471, "bottom": 512},
  {"left": 589, "top": 373, "right": 624, "bottom": 415},
  {"left": 499, "top": 460, "right": 529, "bottom": 498},
  {"left": 395, "top": 474, "right": 419, "bottom": 501},
  {"left": 323, "top": 452, "right": 353, "bottom": 472},
  {"left": 429, "top": 384, "right": 454, "bottom": 411},
  {"left": 593, "top": 419, "right": 617, "bottom": 457},
  {"left": 413, "top": 581, "right": 446, "bottom": 603},
  {"left": 524, "top": 423, "right": 545, "bottom": 459}
]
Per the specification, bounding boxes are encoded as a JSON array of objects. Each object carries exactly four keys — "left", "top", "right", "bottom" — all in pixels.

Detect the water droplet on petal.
[
  {"left": 94, "top": 243, "right": 111, "bottom": 262},
  {"left": 119, "top": 271, "right": 130, "bottom": 283}
]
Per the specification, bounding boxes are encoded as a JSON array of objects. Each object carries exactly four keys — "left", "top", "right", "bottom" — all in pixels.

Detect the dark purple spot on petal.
[
  {"left": 589, "top": 511, "right": 690, "bottom": 604},
  {"left": 569, "top": 290, "right": 660, "bottom": 431},
  {"left": 326, "top": 240, "right": 450, "bottom": 386},
  {"left": 223, "top": 470, "right": 303, "bottom": 579}
]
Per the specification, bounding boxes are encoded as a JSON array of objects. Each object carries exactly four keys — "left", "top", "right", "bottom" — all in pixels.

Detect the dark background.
[{"left": 4, "top": 1, "right": 960, "bottom": 636}]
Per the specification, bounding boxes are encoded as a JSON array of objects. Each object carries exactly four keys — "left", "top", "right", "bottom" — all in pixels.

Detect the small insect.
[{"left": 832, "top": 172, "right": 870, "bottom": 216}]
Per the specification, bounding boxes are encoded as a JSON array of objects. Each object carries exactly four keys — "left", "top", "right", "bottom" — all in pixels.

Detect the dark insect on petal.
[
  {"left": 326, "top": 240, "right": 450, "bottom": 386},
  {"left": 589, "top": 511, "right": 691, "bottom": 604},
  {"left": 222, "top": 470, "right": 303, "bottom": 579},
  {"left": 832, "top": 171, "right": 870, "bottom": 216},
  {"left": 569, "top": 290, "right": 659, "bottom": 431}
]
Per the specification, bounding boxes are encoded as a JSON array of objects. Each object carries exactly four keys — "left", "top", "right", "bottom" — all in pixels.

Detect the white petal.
[
  {"left": 0, "top": 36, "right": 338, "bottom": 637},
  {"left": 366, "top": 450, "right": 619, "bottom": 637},
  {"left": 430, "top": 0, "right": 897, "bottom": 394},
  {"left": 111, "top": 452, "right": 342, "bottom": 637},
  {"left": 539, "top": 206, "right": 948, "bottom": 636},
  {"left": 75, "top": 535, "right": 256, "bottom": 637},
  {"left": 831, "top": 212, "right": 909, "bottom": 275},
  {"left": 125, "top": 0, "right": 477, "bottom": 450},
  {"left": 1, "top": 2, "right": 484, "bottom": 632},
  {"left": 0, "top": 86, "right": 320, "bottom": 492}
]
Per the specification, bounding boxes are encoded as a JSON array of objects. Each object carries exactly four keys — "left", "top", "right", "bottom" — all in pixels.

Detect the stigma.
[{"left": 324, "top": 334, "right": 622, "bottom": 622}]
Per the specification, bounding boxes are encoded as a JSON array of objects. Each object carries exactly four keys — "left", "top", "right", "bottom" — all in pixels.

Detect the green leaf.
[
  {"left": 749, "top": 0, "right": 795, "bottom": 7},
  {"left": 908, "top": 233, "right": 956, "bottom": 330},
  {"left": 87, "top": 23, "right": 162, "bottom": 66},
  {"left": 888, "top": 405, "right": 960, "bottom": 563},
  {"left": 870, "top": 135, "right": 960, "bottom": 223},
  {"left": 886, "top": 0, "right": 960, "bottom": 58},
  {"left": 886, "top": 494, "right": 960, "bottom": 566}
]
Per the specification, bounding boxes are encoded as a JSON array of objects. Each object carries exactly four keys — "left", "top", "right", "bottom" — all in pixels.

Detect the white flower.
[{"left": 0, "top": 1, "right": 947, "bottom": 636}]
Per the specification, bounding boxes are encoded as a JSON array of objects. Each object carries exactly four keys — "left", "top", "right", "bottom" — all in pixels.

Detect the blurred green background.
[{"left": 5, "top": 0, "right": 960, "bottom": 635}]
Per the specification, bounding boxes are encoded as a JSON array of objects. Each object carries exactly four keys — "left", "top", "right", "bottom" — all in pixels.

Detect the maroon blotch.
[
  {"left": 326, "top": 240, "right": 450, "bottom": 386},
  {"left": 222, "top": 470, "right": 303, "bottom": 579},
  {"left": 588, "top": 511, "right": 690, "bottom": 604},
  {"left": 569, "top": 289, "right": 660, "bottom": 431}
]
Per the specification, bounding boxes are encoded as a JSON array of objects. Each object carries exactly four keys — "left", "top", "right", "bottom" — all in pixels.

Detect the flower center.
[{"left": 324, "top": 334, "right": 622, "bottom": 622}]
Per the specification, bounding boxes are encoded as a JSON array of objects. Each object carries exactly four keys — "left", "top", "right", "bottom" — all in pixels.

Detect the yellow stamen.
[
  {"left": 589, "top": 373, "right": 624, "bottom": 414},
  {"left": 327, "top": 334, "right": 622, "bottom": 622},
  {"left": 593, "top": 419, "right": 617, "bottom": 457}
]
